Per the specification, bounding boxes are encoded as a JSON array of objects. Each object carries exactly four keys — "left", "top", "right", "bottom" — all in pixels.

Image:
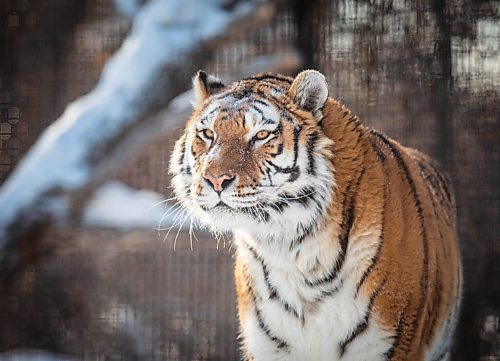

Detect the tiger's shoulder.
[{"left": 319, "top": 97, "right": 462, "bottom": 360}]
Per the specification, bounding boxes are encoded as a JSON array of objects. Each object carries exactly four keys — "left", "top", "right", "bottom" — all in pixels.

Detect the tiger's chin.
[{"left": 196, "top": 202, "right": 269, "bottom": 235}]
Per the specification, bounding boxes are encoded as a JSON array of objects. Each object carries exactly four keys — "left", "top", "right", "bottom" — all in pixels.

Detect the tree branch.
[{"left": 0, "top": 0, "right": 279, "bottom": 273}]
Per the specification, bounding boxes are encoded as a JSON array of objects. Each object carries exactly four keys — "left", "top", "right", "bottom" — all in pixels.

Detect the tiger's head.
[{"left": 170, "top": 70, "right": 335, "bottom": 244}]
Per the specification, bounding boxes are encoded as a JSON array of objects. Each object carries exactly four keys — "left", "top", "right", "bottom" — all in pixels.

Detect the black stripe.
[
  {"left": 254, "top": 304, "right": 289, "bottom": 349},
  {"left": 265, "top": 167, "right": 274, "bottom": 187},
  {"left": 247, "top": 246, "right": 276, "bottom": 298},
  {"left": 278, "top": 186, "right": 316, "bottom": 208},
  {"left": 289, "top": 222, "right": 316, "bottom": 250},
  {"left": 246, "top": 74, "right": 293, "bottom": 83},
  {"left": 288, "top": 196, "right": 327, "bottom": 251},
  {"left": 268, "top": 85, "right": 286, "bottom": 94},
  {"left": 415, "top": 159, "right": 449, "bottom": 228},
  {"left": 292, "top": 126, "right": 301, "bottom": 166},
  {"left": 241, "top": 112, "right": 247, "bottom": 128},
  {"left": 254, "top": 98, "right": 270, "bottom": 107},
  {"left": 355, "top": 139, "right": 387, "bottom": 295},
  {"left": 255, "top": 88, "right": 284, "bottom": 102},
  {"left": 250, "top": 104, "right": 264, "bottom": 116},
  {"left": 384, "top": 299, "right": 411, "bottom": 360},
  {"left": 284, "top": 125, "right": 302, "bottom": 183},
  {"left": 248, "top": 283, "right": 289, "bottom": 350},
  {"left": 177, "top": 136, "right": 186, "bottom": 166},
  {"left": 338, "top": 277, "right": 387, "bottom": 356},
  {"left": 240, "top": 206, "right": 270, "bottom": 223},
  {"left": 415, "top": 158, "right": 450, "bottom": 223},
  {"left": 372, "top": 130, "right": 429, "bottom": 352},
  {"left": 304, "top": 224, "right": 348, "bottom": 287},
  {"left": 261, "top": 118, "right": 276, "bottom": 125},
  {"left": 177, "top": 141, "right": 191, "bottom": 174},
  {"left": 197, "top": 70, "right": 207, "bottom": 85},
  {"left": 231, "top": 89, "right": 252, "bottom": 100},
  {"left": 425, "top": 159, "right": 454, "bottom": 209},
  {"left": 306, "top": 132, "right": 318, "bottom": 175},
  {"left": 209, "top": 81, "right": 225, "bottom": 90},
  {"left": 309, "top": 279, "right": 343, "bottom": 307},
  {"left": 368, "top": 133, "right": 387, "bottom": 162},
  {"left": 288, "top": 168, "right": 300, "bottom": 182},
  {"left": 415, "top": 158, "right": 446, "bottom": 343},
  {"left": 270, "top": 142, "right": 284, "bottom": 157},
  {"left": 265, "top": 160, "right": 299, "bottom": 175},
  {"left": 303, "top": 167, "right": 362, "bottom": 288},
  {"left": 337, "top": 166, "right": 365, "bottom": 258},
  {"left": 426, "top": 157, "right": 452, "bottom": 188},
  {"left": 199, "top": 115, "right": 209, "bottom": 125},
  {"left": 273, "top": 122, "right": 283, "bottom": 135},
  {"left": 249, "top": 105, "right": 276, "bottom": 125},
  {"left": 258, "top": 186, "right": 320, "bottom": 244},
  {"left": 247, "top": 246, "right": 300, "bottom": 319},
  {"left": 281, "top": 111, "right": 295, "bottom": 124},
  {"left": 269, "top": 199, "right": 288, "bottom": 213}
]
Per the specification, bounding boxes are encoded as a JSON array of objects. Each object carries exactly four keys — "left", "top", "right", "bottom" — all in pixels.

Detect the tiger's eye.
[
  {"left": 255, "top": 130, "right": 270, "bottom": 140},
  {"left": 202, "top": 129, "right": 214, "bottom": 139}
]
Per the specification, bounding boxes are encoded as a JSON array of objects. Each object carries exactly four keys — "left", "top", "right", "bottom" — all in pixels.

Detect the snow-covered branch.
[
  {"left": 82, "top": 181, "right": 172, "bottom": 230},
  {"left": 0, "top": 349, "right": 78, "bottom": 361},
  {"left": 0, "top": 0, "right": 277, "bottom": 272}
]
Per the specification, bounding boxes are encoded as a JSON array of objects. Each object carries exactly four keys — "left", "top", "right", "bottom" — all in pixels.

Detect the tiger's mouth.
[
  {"left": 211, "top": 201, "right": 233, "bottom": 210},
  {"left": 199, "top": 199, "right": 271, "bottom": 223},
  {"left": 200, "top": 201, "right": 231, "bottom": 210}
]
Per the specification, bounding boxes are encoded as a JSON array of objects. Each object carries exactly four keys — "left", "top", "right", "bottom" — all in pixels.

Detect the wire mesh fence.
[{"left": 0, "top": 0, "right": 498, "bottom": 360}]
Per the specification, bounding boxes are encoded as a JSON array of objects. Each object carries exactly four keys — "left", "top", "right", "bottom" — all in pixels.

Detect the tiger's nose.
[{"left": 203, "top": 173, "right": 235, "bottom": 193}]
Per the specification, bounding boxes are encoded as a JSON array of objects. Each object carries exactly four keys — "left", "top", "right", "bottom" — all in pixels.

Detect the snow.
[
  {"left": 0, "top": 0, "right": 259, "bottom": 246},
  {"left": 112, "top": 0, "right": 140, "bottom": 18},
  {"left": 0, "top": 349, "right": 78, "bottom": 361},
  {"left": 83, "top": 181, "right": 185, "bottom": 230}
]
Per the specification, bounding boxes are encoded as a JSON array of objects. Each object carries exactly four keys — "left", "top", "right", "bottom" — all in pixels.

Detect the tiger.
[{"left": 169, "top": 69, "right": 462, "bottom": 361}]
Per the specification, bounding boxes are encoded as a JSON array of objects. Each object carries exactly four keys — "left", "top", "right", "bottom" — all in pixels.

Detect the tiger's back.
[{"left": 171, "top": 70, "right": 462, "bottom": 361}]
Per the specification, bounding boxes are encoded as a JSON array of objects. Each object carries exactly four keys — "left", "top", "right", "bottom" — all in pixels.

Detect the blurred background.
[{"left": 0, "top": 0, "right": 499, "bottom": 360}]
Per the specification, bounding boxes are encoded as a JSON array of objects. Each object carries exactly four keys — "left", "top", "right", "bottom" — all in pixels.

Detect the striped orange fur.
[{"left": 170, "top": 70, "right": 462, "bottom": 361}]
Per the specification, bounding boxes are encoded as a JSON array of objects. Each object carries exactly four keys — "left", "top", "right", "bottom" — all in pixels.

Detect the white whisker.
[
  {"left": 147, "top": 196, "right": 178, "bottom": 211},
  {"left": 161, "top": 207, "right": 187, "bottom": 244},
  {"left": 158, "top": 200, "right": 184, "bottom": 223},
  {"left": 173, "top": 213, "right": 190, "bottom": 252}
]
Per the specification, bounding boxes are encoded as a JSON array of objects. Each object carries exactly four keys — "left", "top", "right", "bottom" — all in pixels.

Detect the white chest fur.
[{"left": 235, "top": 229, "right": 392, "bottom": 361}]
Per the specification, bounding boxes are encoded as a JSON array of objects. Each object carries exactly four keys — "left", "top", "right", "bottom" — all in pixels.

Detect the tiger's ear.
[
  {"left": 192, "top": 70, "right": 225, "bottom": 106},
  {"left": 288, "top": 70, "right": 328, "bottom": 118}
]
